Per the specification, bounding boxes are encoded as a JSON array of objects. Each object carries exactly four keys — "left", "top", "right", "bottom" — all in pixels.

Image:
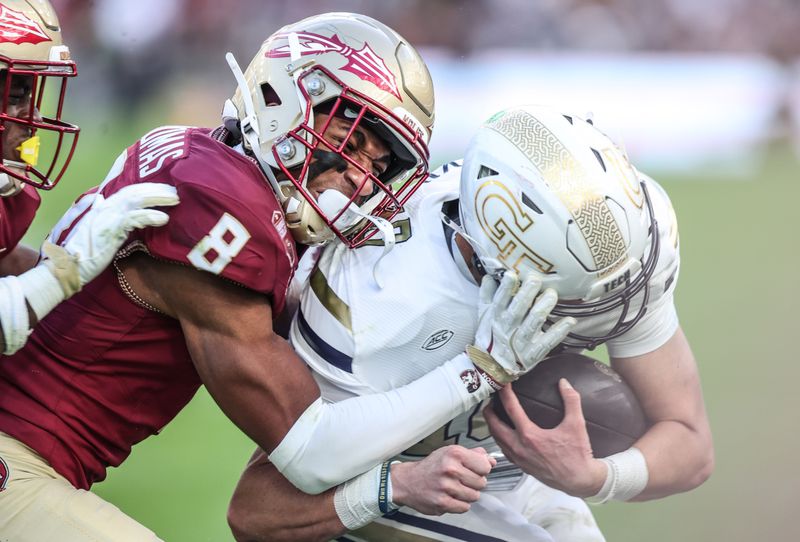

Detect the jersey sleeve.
[
  {"left": 104, "top": 126, "right": 297, "bottom": 313},
  {"left": 0, "top": 183, "right": 40, "bottom": 258}
]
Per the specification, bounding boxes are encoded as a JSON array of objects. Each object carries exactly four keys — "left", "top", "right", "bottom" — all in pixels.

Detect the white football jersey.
[
  {"left": 291, "top": 160, "right": 680, "bottom": 403},
  {"left": 290, "top": 162, "right": 481, "bottom": 402},
  {"left": 289, "top": 161, "right": 681, "bottom": 541}
]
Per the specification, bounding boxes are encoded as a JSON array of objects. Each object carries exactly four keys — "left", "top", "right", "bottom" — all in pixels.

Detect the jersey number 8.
[{"left": 188, "top": 213, "right": 251, "bottom": 274}]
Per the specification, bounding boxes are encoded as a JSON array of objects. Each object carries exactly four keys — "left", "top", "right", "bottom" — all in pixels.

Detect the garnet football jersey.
[
  {"left": 0, "top": 126, "right": 296, "bottom": 489},
  {"left": 0, "top": 183, "right": 40, "bottom": 259}
]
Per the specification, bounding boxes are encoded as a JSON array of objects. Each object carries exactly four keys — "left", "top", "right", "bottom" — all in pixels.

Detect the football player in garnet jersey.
[
  {"left": 0, "top": 0, "right": 179, "bottom": 356},
  {"left": 226, "top": 106, "right": 713, "bottom": 541},
  {"left": 0, "top": 13, "right": 574, "bottom": 542}
]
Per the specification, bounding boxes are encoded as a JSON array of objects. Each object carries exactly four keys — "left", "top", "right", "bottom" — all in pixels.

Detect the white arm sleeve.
[
  {"left": 0, "top": 264, "right": 65, "bottom": 355},
  {"left": 268, "top": 352, "right": 490, "bottom": 494},
  {"left": 0, "top": 274, "right": 29, "bottom": 355}
]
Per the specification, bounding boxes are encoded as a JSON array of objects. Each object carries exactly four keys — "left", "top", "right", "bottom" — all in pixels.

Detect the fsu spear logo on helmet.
[
  {"left": 266, "top": 31, "right": 402, "bottom": 100},
  {"left": 0, "top": 3, "right": 51, "bottom": 45}
]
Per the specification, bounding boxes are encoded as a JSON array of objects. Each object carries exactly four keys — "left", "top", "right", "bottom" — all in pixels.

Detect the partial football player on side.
[
  {"left": 227, "top": 105, "right": 714, "bottom": 542},
  {"left": 0, "top": 0, "right": 179, "bottom": 356}
]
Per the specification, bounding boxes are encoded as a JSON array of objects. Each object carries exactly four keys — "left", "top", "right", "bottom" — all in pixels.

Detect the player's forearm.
[
  {"left": 0, "top": 244, "right": 39, "bottom": 277},
  {"left": 269, "top": 353, "right": 491, "bottom": 493},
  {"left": 228, "top": 453, "right": 344, "bottom": 542},
  {"left": 631, "top": 418, "right": 714, "bottom": 501}
]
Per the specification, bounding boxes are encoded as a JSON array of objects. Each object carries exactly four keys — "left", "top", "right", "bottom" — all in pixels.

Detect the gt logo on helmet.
[
  {"left": 475, "top": 180, "right": 554, "bottom": 274},
  {"left": 0, "top": 3, "right": 51, "bottom": 45}
]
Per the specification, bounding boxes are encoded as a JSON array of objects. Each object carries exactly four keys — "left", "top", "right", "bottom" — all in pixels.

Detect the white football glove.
[
  {"left": 44, "top": 182, "right": 180, "bottom": 296},
  {"left": 466, "top": 272, "right": 576, "bottom": 389}
]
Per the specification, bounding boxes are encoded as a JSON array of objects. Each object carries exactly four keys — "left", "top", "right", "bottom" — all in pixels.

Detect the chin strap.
[
  {"left": 318, "top": 190, "right": 395, "bottom": 288},
  {"left": 440, "top": 210, "right": 504, "bottom": 281}
]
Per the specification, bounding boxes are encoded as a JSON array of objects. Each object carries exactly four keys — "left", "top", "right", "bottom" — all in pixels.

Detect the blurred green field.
[{"left": 22, "top": 108, "right": 800, "bottom": 541}]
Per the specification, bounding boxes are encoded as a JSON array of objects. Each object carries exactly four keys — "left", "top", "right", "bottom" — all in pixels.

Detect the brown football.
[{"left": 491, "top": 352, "right": 648, "bottom": 458}]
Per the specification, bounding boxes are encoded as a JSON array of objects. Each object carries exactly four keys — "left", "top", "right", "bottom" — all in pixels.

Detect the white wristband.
[
  {"left": 20, "top": 264, "right": 67, "bottom": 322},
  {"left": 587, "top": 447, "right": 649, "bottom": 504},
  {"left": 0, "top": 275, "right": 30, "bottom": 355},
  {"left": 334, "top": 462, "right": 391, "bottom": 530}
]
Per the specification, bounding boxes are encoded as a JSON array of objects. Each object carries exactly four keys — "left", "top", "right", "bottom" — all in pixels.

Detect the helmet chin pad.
[{"left": 317, "top": 189, "right": 362, "bottom": 231}]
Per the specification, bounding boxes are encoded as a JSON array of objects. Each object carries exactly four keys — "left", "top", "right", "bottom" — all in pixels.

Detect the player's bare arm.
[
  {"left": 485, "top": 326, "right": 713, "bottom": 500},
  {"left": 610, "top": 326, "right": 714, "bottom": 500},
  {"left": 0, "top": 244, "right": 38, "bottom": 277},
  {"left": 118, "top": 253, "right": 320, "bottom": 449},
  {"left": 228, "top": 446, "right": 495, "bottom": 542},
  {"left": 121, "top": 250, "right": 551, "bottom": 474}
]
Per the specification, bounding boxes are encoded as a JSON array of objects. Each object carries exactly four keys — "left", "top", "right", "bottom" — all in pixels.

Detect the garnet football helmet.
[
  {"left": 225, "top": 12, "right": 434, "bottom": 246},
  {"left": 459, "top": 105, "right": 659, "bottom": 350},
  {"left": 0, "top": 0, "right": 79, "bottom": 196}
]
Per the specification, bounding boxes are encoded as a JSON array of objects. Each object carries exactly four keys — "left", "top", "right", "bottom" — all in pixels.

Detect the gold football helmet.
[
  {"left": 0, "top": 0, "right": 79, "bottom": 196},
  {"left": 225, "top": 12, "right": 434, "bottom": 246}
]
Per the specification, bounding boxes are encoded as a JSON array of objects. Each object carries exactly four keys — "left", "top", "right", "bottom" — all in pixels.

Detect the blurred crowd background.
[
  {"left": 49, "top": 0, "right": 800, "bottom": 169},
  {"left": 27, "top": 2, "right": 799, "bottom": 542}
]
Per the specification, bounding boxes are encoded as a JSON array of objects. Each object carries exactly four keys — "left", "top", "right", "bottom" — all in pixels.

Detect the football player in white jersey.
[{"left": 227, "top": 105, "right": 713, "bottom": 542}]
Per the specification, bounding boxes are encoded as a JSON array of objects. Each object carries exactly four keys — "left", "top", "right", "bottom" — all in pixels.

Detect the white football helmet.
[
  {"left": 0, "top": 0, "right": 79, "bottom": 196},
  {"left": 459, "top": 105, "right": 659, "bottom": 349},
  {"left": 225, "top": 12, "right": 434, "bottom": 247}
]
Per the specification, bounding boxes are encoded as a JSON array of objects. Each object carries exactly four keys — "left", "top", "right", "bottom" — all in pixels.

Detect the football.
[{"left": 491, "top": 352, "right": 648, "bottom": 458}]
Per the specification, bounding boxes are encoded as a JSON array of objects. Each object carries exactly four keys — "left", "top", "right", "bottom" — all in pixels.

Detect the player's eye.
[{"left": 7, "top": 94, "right": 25, "bottom": 105}]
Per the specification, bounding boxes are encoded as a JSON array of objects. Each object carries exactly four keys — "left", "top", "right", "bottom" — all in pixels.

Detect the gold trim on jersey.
[
  {"left": 485, "top": 110, "right": 628, "bottom": 274},
  {"left": 310, "top": 266, "right": 352, "bottom": 331},
  {"left": 361, "top": 217, "right": 413, "bottom": 247}
]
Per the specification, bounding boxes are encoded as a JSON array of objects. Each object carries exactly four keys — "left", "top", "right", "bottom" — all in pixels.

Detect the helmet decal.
[
  {"left": 266, "top": 31, "right": 401, "bottom": 100},
  {"left": 0, "top": 3, "right": 51, "bottom": 45},
  {"left": 485, "top": 110, "right": 627, "bottom": 273},
  {"left": 474, "top": 179, "right": 554, "bottom": 274}
]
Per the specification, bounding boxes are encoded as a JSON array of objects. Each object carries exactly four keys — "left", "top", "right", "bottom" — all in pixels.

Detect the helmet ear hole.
[
  {"left": 477, "top": 165, "right": 497, "bottom": 179},
  {"left": 591, "top": 148, "right": 606, "bottom": 171},
  {"left": 260, "top": 83, "right": 282, "bottom": 106},
  {"left": 520, "top": 192, "right": 543, "bottom": 214}
]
